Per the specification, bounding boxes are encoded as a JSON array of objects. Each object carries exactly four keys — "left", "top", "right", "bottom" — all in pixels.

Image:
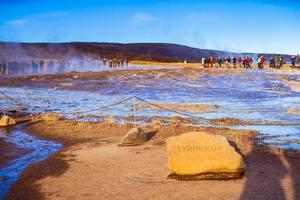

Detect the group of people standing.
[
  {"left": 104, "top": 58, "right": 129, "bottom": 68},
  {"left": 269, "top": 56, "right": 285, "bottom": 69},
  {"left": 202, "top": 56, "right": 254, "bottom": 68},
  {"left": 201, "top": 54, "right": 300, "bottom": 69}
]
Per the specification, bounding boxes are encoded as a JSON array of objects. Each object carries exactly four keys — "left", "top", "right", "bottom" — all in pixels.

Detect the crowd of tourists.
[{"left": 201, "top": 54, "right": 300, "bottom": 69}]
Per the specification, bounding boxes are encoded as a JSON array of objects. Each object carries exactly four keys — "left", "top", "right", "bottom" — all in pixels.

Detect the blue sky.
[{"left": 0, "top": 0, "right": 299, "bottom": 54}]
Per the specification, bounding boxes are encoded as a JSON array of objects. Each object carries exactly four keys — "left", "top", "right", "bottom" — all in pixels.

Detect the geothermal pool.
[
  {"left": 3, "top": 62, "right": 174, "bottom": 77},
  {"left": 1, "top": 69, "right": 300, "bottom": 148}
]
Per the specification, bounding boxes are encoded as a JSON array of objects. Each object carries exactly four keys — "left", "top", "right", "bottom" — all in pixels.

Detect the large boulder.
[
  {"left": 0, "top": 115, "right": 17, "bottom": 127},
  {"left": 119, "top": 127, "right": 145, "bottom": 146},
  {"left": 166, "top": 132, "right": 245, "bottom": 176}
]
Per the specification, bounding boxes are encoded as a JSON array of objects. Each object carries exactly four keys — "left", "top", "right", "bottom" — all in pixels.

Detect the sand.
[{"left": 4, "top": 119, "right": 300, "bottom": 200}]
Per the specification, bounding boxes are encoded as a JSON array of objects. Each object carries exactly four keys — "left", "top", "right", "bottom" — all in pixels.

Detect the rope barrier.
[
  {"left": 0, "top": 90, "right": 29, "bottom": 108},
  {"left": 60, "top": 96, "right": 134, "bottom": 115},
  {"left": 0, "top": 90, "right": 16, "bottom": 101},
  {"left": 133, "top": 96, "right": 208, "bottom": 121},
  {"left": 0, "top": 95, "right": 30, "bottom": 118}
]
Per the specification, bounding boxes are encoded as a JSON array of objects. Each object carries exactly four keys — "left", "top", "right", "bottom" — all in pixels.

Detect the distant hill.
[{"left": 0, "top": 42, "right": 293, "bottom": 62}]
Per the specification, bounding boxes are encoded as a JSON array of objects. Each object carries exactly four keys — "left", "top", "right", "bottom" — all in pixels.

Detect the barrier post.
[
  {"left": 133, "top": 97, "right": 136, "bottom": 127},
  {"left": 3, "top": 95, "right": 6, "bottom": 116}
]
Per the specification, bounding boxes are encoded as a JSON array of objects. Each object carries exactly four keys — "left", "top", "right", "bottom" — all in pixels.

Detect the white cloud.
[
  {"left": 132, "top": 12, "right": 155, "bottom": 24},
  {"left": 2, "top": 10, "right": 69, "bottom": 27},
  {"left": 5, "top": 19, "right": 28, "bottom": 26}
]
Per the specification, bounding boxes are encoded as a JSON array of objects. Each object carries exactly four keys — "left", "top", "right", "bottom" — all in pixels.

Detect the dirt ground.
[{"left": 4, "top": 119, "right": 300, "bottom": 200}]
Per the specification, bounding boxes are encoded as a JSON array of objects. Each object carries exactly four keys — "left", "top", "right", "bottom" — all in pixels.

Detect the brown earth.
[{"left": 5, "top": 119, "right": 300, "bottom": 200}]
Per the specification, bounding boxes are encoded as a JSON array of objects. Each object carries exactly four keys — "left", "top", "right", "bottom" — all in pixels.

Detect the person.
[
  {"left": 209, "top": 56, "right": 214, "bottom": 68},
  {"left": 203, "top": 57, "right": 208, "bottom": 68},
  {"left": 31, "top": 60, "right": 39, "bottom": 73},
  {"left": 225, "top": 56, "right": 231, "bottom": 68},
  {"left": 260, "top": 56, "right": 265, "bottom": 69},
  {"left": 296, "top": 54, "right": 300, "bottom": 66},
  {"left": 238, "top": 56, "right": 243, "bottom": 67},
  {"left": 214, "top": 57, "right": 219, "bottom": 67},
  {"left": 269, "top": 57, "right": 275, "bottom": 68},
  {"left": 232, "top": 57, "right": 237, "bottom": 68},
  {"left": 257, "top": 56, "right": 262, "bottom": 69},
  {"left": 218, "top": 57, "right": 222, "bottom": 67},
  {"left": 108, "top": 59, "right": 112, "bottom": 67},
  {"left": 201, "top": 57, "right": 205, "bottom": 67},
  {"left": 103, "top": 58, "right": 107, "bottom": 66},
  {"left": 276, "top": 56, "right": 280, "bottom": 69},
  {"left": 279, "top": 56, "right": 284, "bottom": 68},
  {"left": 246, "top": 56, "right": 252, "bottom": 68},
  {"left": 242, "top": 57, "right": 246, "bottom": 68},
  {"left": 291, "top": 56, "right": 296, "bottom": 68}
]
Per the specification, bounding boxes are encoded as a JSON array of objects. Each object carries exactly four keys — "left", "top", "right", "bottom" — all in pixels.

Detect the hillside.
[{"left": 0, "top": 42, "right": 292, "bottom": 62}]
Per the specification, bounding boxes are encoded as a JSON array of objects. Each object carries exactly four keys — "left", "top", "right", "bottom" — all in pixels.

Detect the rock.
[
  {"left": 39, "top": 113, "right": 63, "bottom": 122},
  {"left": 0, "top": 115, "right": 17, "bottom": 127},
  {"left": 119, "top": 127, "right": 145, "bottom": 146},
  {"left": 105, "top": 116, "right": 116, "bottom": 124},
  {"left": 166, "top": 132, "right": 246, "bottom": 176}
]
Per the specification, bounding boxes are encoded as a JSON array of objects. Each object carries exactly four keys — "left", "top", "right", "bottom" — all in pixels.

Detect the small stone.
[
  {"left": 0, "top": 115, "right": 17, "bottom": 127},
  {"left": 119, "top": 127, "right": 145, "bottom": 146}
]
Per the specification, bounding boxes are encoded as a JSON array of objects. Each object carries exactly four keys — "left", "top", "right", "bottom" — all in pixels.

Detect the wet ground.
[
  {"left": 1, "top": 66, "right": 300, "bottom": 198},
  {"left": 1, "top": 68, "right": 300, "bottom": 148},
  {"left": 0, "top": 126, "right": 62, "bottom": 198}
]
